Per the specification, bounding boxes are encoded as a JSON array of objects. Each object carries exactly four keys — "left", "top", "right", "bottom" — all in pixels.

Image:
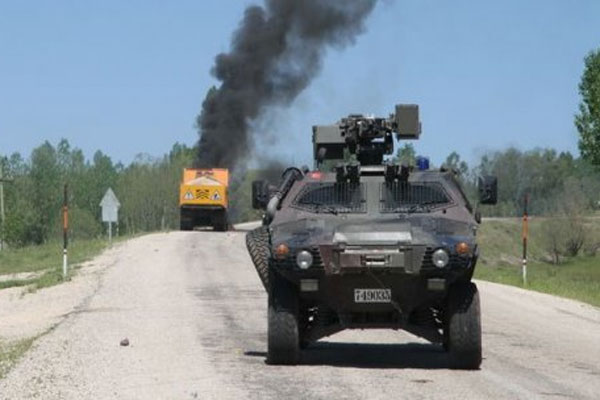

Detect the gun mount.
[{"left": 313, "top": 104, "right": 421, "bottom": 167}]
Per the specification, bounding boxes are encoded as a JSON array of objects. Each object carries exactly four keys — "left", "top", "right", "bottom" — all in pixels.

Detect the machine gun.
[{"left": 312, "top": 104, "right": 421, "bottom": 167}]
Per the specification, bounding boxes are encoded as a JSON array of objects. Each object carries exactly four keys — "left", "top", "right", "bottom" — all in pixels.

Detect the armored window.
[
  {"left": 380, "top": 182, "right": 451, "bottom": 213},
  {"left": 293, "top": 183, "right": 366, "bottom": 213}
]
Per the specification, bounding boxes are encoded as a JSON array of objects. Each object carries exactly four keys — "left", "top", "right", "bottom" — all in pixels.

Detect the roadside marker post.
[
  {"left": 63, "top": 183, "right": 69, "bottom": 279},
  {"left": 522, "top": 194, "right": 529, "bottom": 286},
  {"left": 0, "top": 162, "right": 14, "bottom": 251}
]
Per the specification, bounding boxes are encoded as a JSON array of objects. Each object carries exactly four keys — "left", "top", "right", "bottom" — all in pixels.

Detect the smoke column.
[{"left": 195, "top": 0, "right": 377, "bottom": 169}]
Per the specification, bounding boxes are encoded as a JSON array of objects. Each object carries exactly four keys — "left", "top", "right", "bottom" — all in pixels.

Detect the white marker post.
[
  {"left": 100, "top": 188, "right": 120, "bottom": 245},
  {"left": 62, "top": 184, "right": 69, "bottom": 279},
  {"left": 522, "top": 194, "right": 529, "bottom": 286}
]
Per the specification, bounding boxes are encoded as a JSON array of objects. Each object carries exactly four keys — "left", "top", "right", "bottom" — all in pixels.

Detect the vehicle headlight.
[
  {"left": 296, "top": 250, "right": 313, "bottom": 270},
  {"left": 432, "top": 249, "right": 449, "bottom": 268}
]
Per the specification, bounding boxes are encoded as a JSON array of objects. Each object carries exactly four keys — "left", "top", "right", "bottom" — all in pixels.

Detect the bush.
[
  {"left": 541, "top": 218, "right": 564, "bottom": 264},
  {"left": 541, "top": 216, "right": 588, "bottom": 264},
  {"left": 50, "top": 207, "right": 102, "bottom": 241},
  {"left": 3, "top": 208, "right": 44, "bottom": 247}
]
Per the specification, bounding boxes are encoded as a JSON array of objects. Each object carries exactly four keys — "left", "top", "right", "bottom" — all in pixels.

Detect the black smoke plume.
[{"left": 195, "top": 0, "right": 377, "bottom": 169}]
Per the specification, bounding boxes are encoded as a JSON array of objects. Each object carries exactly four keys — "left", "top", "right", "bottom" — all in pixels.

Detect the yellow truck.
[{"left": 179, "top": 168, "right": 229, "bottom": 231}]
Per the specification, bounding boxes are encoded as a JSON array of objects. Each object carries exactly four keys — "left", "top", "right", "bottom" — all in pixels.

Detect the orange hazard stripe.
[{"left": 63, "top": 206, "right": 69, "bottom": 230}]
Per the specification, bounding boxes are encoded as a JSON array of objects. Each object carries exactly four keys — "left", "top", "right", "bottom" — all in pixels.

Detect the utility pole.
[{"left": 0, "top": 162, "right": 14, "bottom": 251}]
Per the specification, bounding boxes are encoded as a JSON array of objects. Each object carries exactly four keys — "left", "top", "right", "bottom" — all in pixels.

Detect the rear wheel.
[
  {"left": 445, "top": 282, "right": 482, "bottom": 370},
  {"left": 213, "top": 212, "right": 228, "bottom": 232},
  {"left": 213, "top": 222, "right": 227, "bottom": 231},
  {"left": 180, "top": 216, "right": 193, "bottom": 231},
  {"left": 267, "top": 270, "right": 299, "bottom": 365}
]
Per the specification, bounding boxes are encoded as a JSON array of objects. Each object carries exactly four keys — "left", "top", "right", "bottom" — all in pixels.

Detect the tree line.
[
  {"left": 1, "top": 48, "right": 599, "bottom": 251},
  {"left": 0, "top": 140, "right": 189, "bottom": 247},
  {"left": 1, "top": 137, "right": 598, "bottom": 248},
  {"left": 0, "top": 139, "right": 268, "bottom": 248}
]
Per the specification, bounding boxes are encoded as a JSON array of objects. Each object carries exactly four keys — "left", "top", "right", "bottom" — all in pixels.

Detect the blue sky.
[{"left": 1, "top": 0, "right": 599, "bottom": 167}]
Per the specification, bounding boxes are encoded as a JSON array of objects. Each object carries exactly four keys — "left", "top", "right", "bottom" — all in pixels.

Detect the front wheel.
[
  {"left": 267, "top": 270, "right": 299, "bottom": 365},
  {"left": 445, "top": 282, "right": 482, "bottom": 370},
  {"left": 245, "top": 227, "right": 270, "bottom": 290}
]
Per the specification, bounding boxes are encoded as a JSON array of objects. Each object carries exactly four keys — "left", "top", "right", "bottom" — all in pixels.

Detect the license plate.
[{"left": 354, "top": 289, "right": 391, "bottom": 303}]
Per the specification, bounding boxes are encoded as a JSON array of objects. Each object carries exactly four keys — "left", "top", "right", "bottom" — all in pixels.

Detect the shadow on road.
[{"left": 245, "top": 342, "right": 453, "bottom": 369}]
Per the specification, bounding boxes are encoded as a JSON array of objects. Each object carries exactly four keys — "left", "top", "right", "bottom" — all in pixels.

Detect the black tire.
[
  {"left": 213, "top": 212, "right": 229, "bottom": 232},
  {"left": 267, "top": 270, "right": 299, "bottom": 365},
  {"left": 446, "top": 282, "right": 482, "bottom": 370},
  {"left": 245, "top": 227, "right": 270, "bottom": 290},
  {"left": 213, "top": 222, "right": 227, "bottom": 232},
  {"left": 180, "top": 218, "right": 193, "bottom": 231}
]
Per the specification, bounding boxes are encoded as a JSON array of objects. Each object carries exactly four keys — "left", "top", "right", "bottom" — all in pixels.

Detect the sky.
[{"left": 1, "top": 0, "right": 599, "bottom": 168}]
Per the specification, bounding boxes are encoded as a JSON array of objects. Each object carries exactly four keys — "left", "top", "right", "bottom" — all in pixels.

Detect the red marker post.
[
  {"left": 62, "top": 184, "right": 69, "bottom": 279},
  {"left": 522, "top": 194, "right": 529, "bottom": 286}
]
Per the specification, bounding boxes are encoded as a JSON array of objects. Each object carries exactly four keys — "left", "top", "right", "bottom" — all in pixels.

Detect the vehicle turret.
[{"left": 312, "top": 104, "right": 421, "bottom": 167}]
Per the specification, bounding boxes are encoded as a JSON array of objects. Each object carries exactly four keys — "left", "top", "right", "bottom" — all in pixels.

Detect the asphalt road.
[{"left": 1, "top": 227, "right": 599, "bottom": 399}]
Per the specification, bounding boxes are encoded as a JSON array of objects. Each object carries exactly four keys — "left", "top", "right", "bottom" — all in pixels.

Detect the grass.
[
  {"left": 476, "top": 219, "right": 600, "bottom": 307},
  {"left": 0, "top": 237, "right": 125, "bottom": 379},
  {"left": 475, "top": 258, "right": 600, "bottom": 307},
  {"left": 0, "top": 337, "right": 36, "bottom": 379},
  {"left": 0, "top": 237, "right": 118, "bottom": 291}
]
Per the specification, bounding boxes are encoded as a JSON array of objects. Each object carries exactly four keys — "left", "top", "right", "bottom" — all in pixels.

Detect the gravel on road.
[{"left": 1, "top": 229, "right": 599, "bottom": 399}]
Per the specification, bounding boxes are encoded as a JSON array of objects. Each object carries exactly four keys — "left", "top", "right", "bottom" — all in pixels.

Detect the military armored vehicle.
[{"left": 246, "top": 105, "right": 497, "bottom": 369}]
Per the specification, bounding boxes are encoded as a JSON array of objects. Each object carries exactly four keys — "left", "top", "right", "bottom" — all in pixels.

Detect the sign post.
[
  {"left": 100, "top": 188, "right": 120, "bottom": 245},
  {"left": 63, "top": 184, "right": 69, "bottom": 279}
]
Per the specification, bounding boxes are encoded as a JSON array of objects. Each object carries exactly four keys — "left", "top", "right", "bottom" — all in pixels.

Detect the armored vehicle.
[{"left": 246, "top": 105, "right": 497, "bottom": 369}]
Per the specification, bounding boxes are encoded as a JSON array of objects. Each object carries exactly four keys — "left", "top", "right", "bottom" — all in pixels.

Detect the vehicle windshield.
[
  {"left": 293, "top": 183, "right": 366, "bottom": 213},
  {"left": 380, "top": 182, "right": 451, "bottom": 213}
]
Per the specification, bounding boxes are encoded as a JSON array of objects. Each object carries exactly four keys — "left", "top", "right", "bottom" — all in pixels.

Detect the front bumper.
[
  {"left": 274, "top": 244, "right": 475, "bottom": 277},
  {"left": 273, "top": 244, "right": 475, "bottom": 313}
]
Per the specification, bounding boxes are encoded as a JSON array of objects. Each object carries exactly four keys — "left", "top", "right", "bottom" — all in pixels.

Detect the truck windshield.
[
  {"left": 293, "top": 183, "right": 366, "bottom": 213},
  {"left": 380, "top": 182, "right": 451, "bottom": 213}
]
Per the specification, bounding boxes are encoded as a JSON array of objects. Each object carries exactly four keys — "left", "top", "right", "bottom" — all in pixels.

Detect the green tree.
[
  {"left": 443, "top": 151, "right": 469, "bottom": 176},
  {"left": 576, "top": 48, "right": 600, "bottom": 165},
  {"left": 394, "top": 143, "right": 416, "bottom": 166},
  {"left": 29, "top": 142, "right": 61, "bottom": 243}
]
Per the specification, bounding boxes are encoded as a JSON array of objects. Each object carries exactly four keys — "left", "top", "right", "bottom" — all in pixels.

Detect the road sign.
[
  {"left": 100, "top": 188, "right": 120, "bottom": 245},
  {"left": 100, "top": 188, "right": 120, "bottom": 223}
]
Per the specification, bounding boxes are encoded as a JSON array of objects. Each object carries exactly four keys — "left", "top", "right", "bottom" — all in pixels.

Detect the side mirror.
[
  {"left": 252, "top": 180, "right": 270, "bottom": 210},
  {"left": 478, "top": 175, "right": 498, "bottom": 205},
  {"left": 474, "top": 210, "right": 482, "bottom": 224}
]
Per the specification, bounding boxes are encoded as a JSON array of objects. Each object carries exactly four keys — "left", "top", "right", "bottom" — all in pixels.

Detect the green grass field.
[
  {"left": 476, "top": 219, "right": 600, "bottom": 307},
  {"left": 1, "top": 219, "right": 598, "bottom": 307},
  {"left": 0, "top": 238, "right": 114, "bottom": 291}
]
